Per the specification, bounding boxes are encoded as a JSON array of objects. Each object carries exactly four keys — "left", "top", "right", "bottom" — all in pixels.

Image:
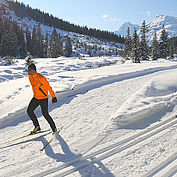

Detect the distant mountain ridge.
[
  {"left": 114, "top": 22, "right": 140, "bottom": 36},
  {"left": 115, "top": 15, "right": 177, "bottom": 43},
  {"left": 146, "top": 15, "right": 177, "bottom": 42}
]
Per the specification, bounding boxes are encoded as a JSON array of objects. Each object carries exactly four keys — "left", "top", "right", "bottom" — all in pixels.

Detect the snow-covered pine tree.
[
  {"left": 26, "top": 27, "right": 33, "bottom": 55},
  {"left": 169, "top": 41, "right": 175, "bottom": 59},
  {"left": 31, "top": 26, "right": 38, "bottom": 57},
  {"left": 65, "top": 36, "right": 72, "bottom": 57},
  {"left": 151, "top": 32, "right": 159, "bottom": 60},
  {"left": 124, "top": 27, "right": 132, "bottom": 60},
  {"left": 84, "top": 42, "right": 88, "bottom": 51},
  {"left": 139, "top": 20, "right": 149, "bottom": 60},
  {"left": 0, "top": 26, "right": 18, "bottom": 57},
  {"left": 131, "top": 28, "right": 140, "bottom": 63},
  {"left": 58, "top": 34, "right": 63, "bottom": 56},
  {"left": 0, "top": 17, "right": 3, "bottom": 42},
  {"left": 43, "top": 32, "right": 48, "bottom": 58},
  {"left": 159, "top": 25, "right": 169, "bottom": 59},
  {"left": 88, "top": 45, "right": 92, "bottom": 57},
  {"left": 25, "top": 54, "right": 34, "bottom": 68},
  {"left": 12, "top": 21, "right": 26, "bottom": 58},
  {"left": 48, "top": 28, "right": 59, "bottom": 58},
  {"left": 108, "top": 48, "right": 112, "bottom": 56},
  {"left": 115, "top": 48, "right": 118, "bottom": 56},
  {"left": 18, "top": 27, "right": 26, "bottom": 58},
  {"left": 36, "top": 23, "right": 44, "bottom": 58}
]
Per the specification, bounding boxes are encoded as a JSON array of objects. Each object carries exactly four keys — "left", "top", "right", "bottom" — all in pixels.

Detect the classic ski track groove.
[
  {"left": 30, "top": 115, "right": 177, "bottom": 177},
  {"left": 143, "top": 151, "right": 177, "bottom": 177}
]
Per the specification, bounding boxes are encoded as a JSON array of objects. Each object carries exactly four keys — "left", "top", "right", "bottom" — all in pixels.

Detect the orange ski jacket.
[{"left": 29, "top": 72, "right": 56, "bottom": 100}]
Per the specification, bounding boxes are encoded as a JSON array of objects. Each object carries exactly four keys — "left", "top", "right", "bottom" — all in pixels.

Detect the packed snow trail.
[
  {"left": 1, "top": 73, "right": 149, "bottom": 176},
  {"left": 1, "top": 59, "right": 177, "bottom": 176},
  {"left": 31, "top": 115, "right": 177, "bottom": 177},
  {"left": 144, "top": 152, "right": 177, "bottom": 177}
]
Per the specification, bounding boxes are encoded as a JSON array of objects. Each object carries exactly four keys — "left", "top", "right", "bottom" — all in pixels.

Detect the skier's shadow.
[{"left": 43, "top": 134, "right": 115, "bottom": 177}]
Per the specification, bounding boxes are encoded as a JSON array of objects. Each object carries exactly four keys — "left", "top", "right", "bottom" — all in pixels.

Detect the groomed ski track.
[
  {"left": 1, "top": 63, "right": 177, "bottom": 177},
  {"left": 32, "top": 115, "right": 177, "bottom": 177}
]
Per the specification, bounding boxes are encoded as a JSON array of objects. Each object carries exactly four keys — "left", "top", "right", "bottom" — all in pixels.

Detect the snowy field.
[{"left": 1, "top": 56, "right": 177, "bottom": 177}]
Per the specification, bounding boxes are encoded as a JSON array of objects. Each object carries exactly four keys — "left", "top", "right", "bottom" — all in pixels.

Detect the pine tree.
[
  {"left": 139, "top": 20, "right": 149, "bottom": 60},
  {"left": 65, "top": 36, "right": 72, "bottom": 57},
  {"left": 88, "top": 45, "right": 92, "bottom": 57},
  {"left": 108, "top": 48, "right": 112, "bottom": 56},
  {"left": 151, "top": 32, "right": 159, "bottom": 60},
  {"left": 124, "top": 27, "right": 132, "bottom": 60},
  {"left": 26, "top": 27, "right": 32, "bottom": 55},
  {"left": 169, "top": 41, "right": 175, "bottom": 59},
  {"left": 0, "top": 17, "right": 3, "bottom": 40},
  {"left": 12, "top": 21, "right": 25, "bottom": 57},
  {"left": 31, "top": 26, "right": 37, "bottom": 57},
  {"left": 131, "top": 28, "right": 140, "bottom": 63},
  {"left": 18, "top": 27, "right": 26, "bottom": 58},
  {"left": 0, "top": 26, "right": 18, "bottom": 57},
  {"left": 43, "top": 32, "right": 49, "bottom": 58},
  {"left": 25, "top": 54, "right": 34, "bottom": 69},
  {"left": 159, "top": 25, "right": 169, "bottom": 59},
  {"left": 84, "top": 42, "right": 88, "bottom": 51},
  {"left": 115, "top": 48, "right": 118, "bottom": 56},
  {"left": 58, "top": 34, "right": 63, "bottom": 56},
  {"left": 48, "top": 28, "right": 59, "bottom": 58},
  {"left": 36, "top": 23, "right": 44, "bottom": 57}
]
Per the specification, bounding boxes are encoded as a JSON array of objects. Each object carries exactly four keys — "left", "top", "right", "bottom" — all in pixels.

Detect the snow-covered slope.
[
  {"left": 0, "top": 0, "right": 123, "bottom": 57},
  {"left": 0, "top": 0, "right": 69, "bottom": 36},
  {"left": 146, "top": 15, "right": 177, "bottom": 42},
  {"left": 1, "top": 56, "right": 177, "bottom": 176},
  {"left": 114, "top": 22, "right": 140, "bottom": 36}
]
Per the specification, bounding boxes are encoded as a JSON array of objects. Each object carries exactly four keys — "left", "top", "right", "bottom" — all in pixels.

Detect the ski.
[
  {"left": 40, "top": 134, "right": 54, "bottom": 151},
  {"left": 14, "top": 129, "right": 51, "bottom": 141},
  {"left": 40, "top": 126, "right": 63, "bottom": 151}
]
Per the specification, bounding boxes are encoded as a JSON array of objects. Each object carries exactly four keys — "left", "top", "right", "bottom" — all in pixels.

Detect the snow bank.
[{"left": 110, "top": 69, "right": 177, "bottom": 128}]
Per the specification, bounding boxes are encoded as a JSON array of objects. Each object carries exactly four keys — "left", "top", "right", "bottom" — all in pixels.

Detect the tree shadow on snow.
[{"left": 42, "top": 134, "right": 115, "bottom": 177}]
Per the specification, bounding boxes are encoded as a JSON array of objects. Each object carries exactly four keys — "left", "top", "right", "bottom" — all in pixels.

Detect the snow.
[
  {"left": 146, "top": 15, "right": 177, "bottom": 43},
  {"left": 114, "top": 22, "right": 140, "bottom": 36},
  {"left": 1, "top": 56, "right": 177, "bottom": 176}
]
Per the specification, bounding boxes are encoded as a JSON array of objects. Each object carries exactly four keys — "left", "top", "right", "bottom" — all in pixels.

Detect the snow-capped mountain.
[
  {"left": 114, "top": 22, "right": 140, "bottom": 36},
  {"left": 146, "top": 15, "right": 177, "bottom": 42},
  {"left": 115, "top": 15, "right": 177, "bottom": 44}
]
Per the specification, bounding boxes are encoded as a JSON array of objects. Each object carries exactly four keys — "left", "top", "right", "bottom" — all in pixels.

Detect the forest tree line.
[
  {"left": 0, "top": 16, "right": 120, "bottom": 59},
  {"left": 0, "top": 16, "right": 73, "bottom": 58},
  {"left": 5, "top": 0, "right": 125, "bottom": 44},
  {"left": 123, "top": 20, "right": 177, "bottom": 63}
]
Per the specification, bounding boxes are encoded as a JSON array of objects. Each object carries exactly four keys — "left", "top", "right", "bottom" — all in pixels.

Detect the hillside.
[
  {"left": 146, "top": 15, "right": 177, "bottom": 42},
  {"left": 0, "top": 0, "right": 124, "bottom": 58}
]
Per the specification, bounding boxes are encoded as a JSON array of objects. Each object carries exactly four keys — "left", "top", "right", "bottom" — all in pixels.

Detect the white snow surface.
[
  {"left": 146, "top": 15, "right": 177, "bottom": 43},
  {"left": 1, "top": 56, "right": 177, "bottom": 176}
]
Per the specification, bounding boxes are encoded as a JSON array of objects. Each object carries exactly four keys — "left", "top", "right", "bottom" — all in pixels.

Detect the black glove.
[{"left": 52, "top": 97, "right": 57, "bottom": 103}]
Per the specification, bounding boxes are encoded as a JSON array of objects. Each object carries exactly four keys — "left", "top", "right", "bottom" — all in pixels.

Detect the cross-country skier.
[{"left": 27, "top": 63, "right": 58, "bottom": 134}]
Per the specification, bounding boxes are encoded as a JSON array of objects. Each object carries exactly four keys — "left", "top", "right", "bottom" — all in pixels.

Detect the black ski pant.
[{"left": 27, "top": 97, "right": 56, "bottom": 132}]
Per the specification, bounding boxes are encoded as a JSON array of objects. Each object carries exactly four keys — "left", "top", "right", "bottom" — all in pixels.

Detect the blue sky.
[{"left": 16, "top": 0, "right": 177, "bottom": 32}]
